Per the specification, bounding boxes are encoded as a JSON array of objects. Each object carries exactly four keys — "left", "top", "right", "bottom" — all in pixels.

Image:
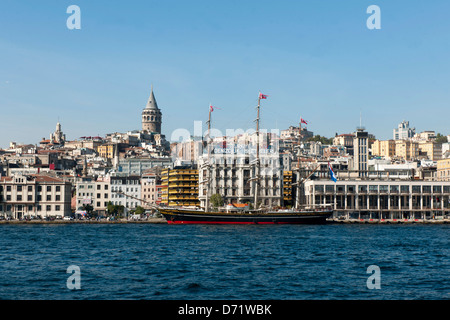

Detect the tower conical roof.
[{"left": 145, "top": 85, "right": 159, "bottom": 110}]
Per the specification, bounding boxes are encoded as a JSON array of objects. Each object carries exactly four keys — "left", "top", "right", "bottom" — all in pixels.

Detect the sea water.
[{"left": 0, "top": 224, "right": 448, "bottom": 300}]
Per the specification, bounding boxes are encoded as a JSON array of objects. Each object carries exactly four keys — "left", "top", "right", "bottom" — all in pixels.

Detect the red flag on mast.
[
  {"left": 259, "top": 92, "right": 268, "bottom": 99},
  {"left": 301, "top": 118, "right": 308, "bottom": 125},
  {"left": 210, "top": 105, "right": 220, "bottom": 112}
]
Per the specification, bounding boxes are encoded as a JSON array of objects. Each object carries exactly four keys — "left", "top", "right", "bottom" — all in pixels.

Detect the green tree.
[
  {"left": 82, "top": 204, "right": 94, "bottom": 214},
  {"left": 210, "top": 194, "right": 224, "bottom": 208},
  {"left": 435, "top": 133, "right": 448, "bottom": 144},
  {"left": 134, "top": 206, "right": 145, "bottom": 216},
  {"left": 307, "top": 135, "right": 333, "bottom": 145},
  {"left": 107, "top": 201, "right": 116, "bottom": 216}
]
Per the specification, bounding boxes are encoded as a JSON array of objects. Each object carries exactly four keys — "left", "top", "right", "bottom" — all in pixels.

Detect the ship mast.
[
  {"left": 254, "top": 93, "right": 261, "bottom": 209},
  {"left": 204, "top": 104, "right": 212, "bottom": 212}
]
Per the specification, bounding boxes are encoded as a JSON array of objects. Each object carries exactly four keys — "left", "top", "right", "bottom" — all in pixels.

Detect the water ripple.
[{"left": 0, "top": 224, "right": 448, "bottom": 299}]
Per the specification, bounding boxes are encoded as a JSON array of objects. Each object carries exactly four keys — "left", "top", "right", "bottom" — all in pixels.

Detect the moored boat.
[{"left": 159, "top": 207, "right": 333, "bottom": 224}]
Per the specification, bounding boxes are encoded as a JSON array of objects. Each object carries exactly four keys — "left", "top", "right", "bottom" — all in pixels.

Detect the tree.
[
  {"left": 106, "top": 202, "right": 125, "bottom": 218},
  {"left": 307, "top": 135, "right": 333, "bottom": 145},
  {"left": 435, "top": 133, "right": 448, "bottom": 144},
  {"left": 82, "top": 204, "right": 93, "bottom": 214},
  {"left": 107, "top": 201, "right": 115, "bottom": 216},
  {"left": 210, "top": 194, "right": 224, "bottom": 208},
  {"left": 134, "top": 206, "right": 145, "bottom": 216}
]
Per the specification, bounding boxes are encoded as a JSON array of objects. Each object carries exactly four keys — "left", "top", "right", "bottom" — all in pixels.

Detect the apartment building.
[
  {"left": 109, "top": 176, "right": 141, "bottom": 212},
  {"left": 161, "top": 167, "right": 199, "bottom": 207},
  {"left": 0, "top": 174, "right": 72, "bottom": 219},
  {"left": 395, "top": 140, "right": 419, "bottom": 160},
  {"left": 141, "top": 172, "right": 160, "bottom": 209},
  {"left": 418, "top": 141, "right": 442, "bottom": 161},
  {"left": 371, "top": 140, "right": 395, "bottom": 158},
  {"left": 75, "top": 178, "right": 110, "bottom": 214},
  {"left": 437, "top": 159, "right": 450, "bottom": 181}
]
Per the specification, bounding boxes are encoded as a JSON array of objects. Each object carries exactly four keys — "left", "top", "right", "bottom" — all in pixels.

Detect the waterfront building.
[
  {"left": 303, "top": 178, "right": 450, "bottom": 220},
  {"left": 0, "top": 174, "right": 72, "bottom": 219},
  {"left": 142, "top": 86, "right": 162, "bottom": 134},
  {"left": 283, "top": 170, "right": 295, "bottom": 207},
  {"left": 109, "top": 176, "right": 141, "bottom": 213},
  {"left": 141, "top": 171, "right": 161, "bottom": 209},
  {"left": 393, "top": 120, "right": 415, "bottom": 140},
  {"left": 75, "top": 178, "right": 110, "bottom": 215},
  {"left": 160, "top": 167, "right": 199, "bottom": 207},
  {"left": 198, "top": 152, "right": 283, "bottom": 209}
]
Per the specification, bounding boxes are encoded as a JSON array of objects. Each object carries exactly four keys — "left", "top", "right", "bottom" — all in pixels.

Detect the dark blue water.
[{"left": 0, "top": 224, "right": 448, "bottom": 300}]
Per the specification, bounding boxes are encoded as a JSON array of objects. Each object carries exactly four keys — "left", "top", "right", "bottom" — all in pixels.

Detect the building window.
[
  {"left": 315, "top": 185, "right": 324, "bottom": 193},
  {"left": 47, "top": 186, "right": 51, "bottom": 192},
  {"left": 46, "top": 205, "right": 51, "bottom": 211},
  {"left": 56, "top": 195, "right": 60, "bottom": 201},
  {"left": 17, "top": 186, "right": 22, "bottom": 192},
  {"left": 28, "top": 195, "right": 32, "bottom": 201},
  {"left": 55, "top": 205, "right": 60, "bottom": 211},
  {"left": 390, "top": 185, "right": 399, "bottom": 193},
  {"left": 358, "top": 185, "right": 367, "bottom": 193},
  {"left": 28, "top": 186, "right": 33, "bottom": 192},
  {"left": 47, "top": 195, "right": 51, "bottom": 201},
  {"left": 56, "top": 186, "right": 60, "bottom": 192}
]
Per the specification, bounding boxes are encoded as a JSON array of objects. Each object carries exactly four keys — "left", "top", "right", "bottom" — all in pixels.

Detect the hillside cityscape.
[{"left": 1, "top": 87, "right": 449, "bottom": 221}]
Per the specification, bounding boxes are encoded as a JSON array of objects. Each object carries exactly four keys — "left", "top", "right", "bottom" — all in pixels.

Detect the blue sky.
[{"left": 1, "top": 0, "right": 449, "bottom": 148}]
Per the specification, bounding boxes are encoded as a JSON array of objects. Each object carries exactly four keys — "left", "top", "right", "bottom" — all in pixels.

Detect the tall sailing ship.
[{"left": 158, "top": 92, "right": 333, "bottom": 224}]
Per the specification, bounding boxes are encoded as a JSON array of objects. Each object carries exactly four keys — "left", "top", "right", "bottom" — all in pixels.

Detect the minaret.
[{"left": 142, "top": 85, "right": 162, "bottom": 134}]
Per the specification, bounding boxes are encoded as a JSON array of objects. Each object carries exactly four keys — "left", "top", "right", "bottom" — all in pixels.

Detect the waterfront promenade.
[{"left": 0, "top": 217, "right": 448, "bottom": 224}]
